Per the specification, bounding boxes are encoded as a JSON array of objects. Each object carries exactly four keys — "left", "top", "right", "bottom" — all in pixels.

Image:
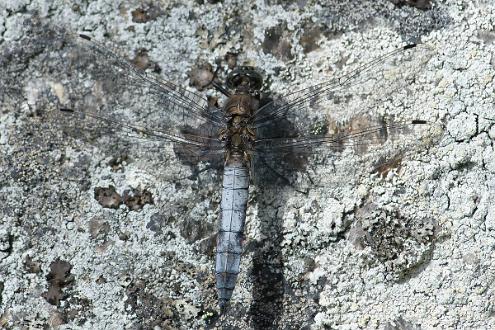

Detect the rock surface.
[{"left": 1, "top": 0, "right": 495, "bottom": 329}]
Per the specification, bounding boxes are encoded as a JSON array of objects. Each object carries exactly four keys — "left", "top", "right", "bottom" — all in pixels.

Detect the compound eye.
[{"left": 226, "top": 66, "right": 263, "bottom": 90}]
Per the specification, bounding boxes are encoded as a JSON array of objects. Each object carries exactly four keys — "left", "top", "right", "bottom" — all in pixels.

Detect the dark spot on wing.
[
  {"left": 43, "top": 259, "right": 74, "bottom": 306},
  {"left": 123, "top": 188, "right": 154, "bottom": 211},
  {"left": 262, "top": 24, "right": 294, "bottom": 61},
  {"left": 173, "top": 125, "right": 224, "bottom": 170},
  {"left": 188, "top": 62, "right": 214, "bottom": 91},
  {"left": 389, "top": 0, "right": 432, "bottom": 10},
  {"left": 94, "top": 186, "right": 122, "bottom": 209}
]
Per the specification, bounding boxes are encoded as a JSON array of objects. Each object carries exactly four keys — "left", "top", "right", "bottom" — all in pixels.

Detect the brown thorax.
[
  {"left": 218, "top": 66, "right": 263, "bottom": 166},
  {"left": 220, "top": 114, "right": 256, "bottom": 166}
]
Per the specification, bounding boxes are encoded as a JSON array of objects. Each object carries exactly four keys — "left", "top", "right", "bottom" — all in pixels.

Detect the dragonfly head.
[{"left": 226, "top": 66, "right": 263, "bottom": 94}]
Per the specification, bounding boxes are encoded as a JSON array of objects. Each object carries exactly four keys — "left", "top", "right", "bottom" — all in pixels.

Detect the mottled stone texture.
[{"left": 1, "top": 0, "right": 495, "bottom": 329}]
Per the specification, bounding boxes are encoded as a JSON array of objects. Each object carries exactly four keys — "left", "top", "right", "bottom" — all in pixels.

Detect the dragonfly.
[{"left": 48, "top": 32, "right": 442, "bottom": 310}]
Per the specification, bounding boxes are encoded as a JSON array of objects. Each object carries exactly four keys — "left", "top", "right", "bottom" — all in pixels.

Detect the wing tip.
[{"left": 404, "top": 43, "right": 417, "bottom": 50}]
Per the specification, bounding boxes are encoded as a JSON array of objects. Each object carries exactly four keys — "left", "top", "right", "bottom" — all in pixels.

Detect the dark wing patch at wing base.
[{"left": 253, "top": 116, "right": 444, "bottom": 191}]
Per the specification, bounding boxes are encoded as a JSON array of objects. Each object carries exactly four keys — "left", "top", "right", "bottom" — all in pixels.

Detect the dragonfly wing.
[
  {"left": 44, "top": 32, "right": 225, "bottom": 164},
  {"left": 253, "top": 43, "right": 435, "bottom": 135},
  {"left": 253, "top": 117, "right": 444, "bottom": 191},
  {"left": 251, "top": 42, "right": 439, "bottom": 191}
]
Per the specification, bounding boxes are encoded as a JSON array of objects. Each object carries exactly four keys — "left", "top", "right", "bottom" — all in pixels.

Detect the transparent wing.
[
  {"left": 45, "top": 32, "right": 225, "bottom": 163},
  {"left": 252, "top": 116, "right": 444, "bottom": 191},
  {"left": 250, "top": 43, "right": 440, "bottom": 190},
  {"left": 253, "top": 43, "right": 435, "bottom": 134},
  {"left": 256, "top": 119, "right": 435, "bottom": 152}
]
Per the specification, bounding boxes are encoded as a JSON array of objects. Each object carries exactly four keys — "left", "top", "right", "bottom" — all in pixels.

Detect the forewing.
[
  {"left": 251, "top": 43, "right": 440, "bottom": 190},
  {"left": 253, "top": 44, "right": 435, "bottom": 134},
  {"left": 44, "top": 32, "right": 225, "bottom": 163}
]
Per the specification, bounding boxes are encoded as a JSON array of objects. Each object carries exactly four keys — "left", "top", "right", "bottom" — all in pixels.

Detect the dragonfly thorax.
[
  {"left": 221, "top": 92, "right": 258, "bottom": 168},
  {"left": 223, "top": 93, "right": 259, "bottom": 117},
  {"left": 220, "top": 117, "right": 255, "bottom": 151}
]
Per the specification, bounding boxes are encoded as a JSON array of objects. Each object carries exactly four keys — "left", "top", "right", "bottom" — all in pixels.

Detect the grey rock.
[{"left": 1, "top": 0, "right": 494, "bottom": 329}]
